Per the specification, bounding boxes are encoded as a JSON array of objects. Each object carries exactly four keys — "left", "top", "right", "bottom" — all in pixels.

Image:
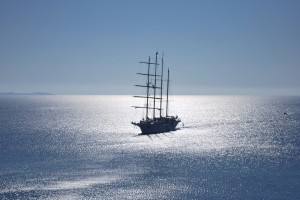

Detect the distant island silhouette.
[{"left": 0, "top": 92, "right": 54, "bottom": 95}]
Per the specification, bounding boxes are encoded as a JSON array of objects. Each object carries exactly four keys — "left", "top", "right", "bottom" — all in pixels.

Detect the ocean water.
[{"left": 0, "top": 95, "right": 299, "bottom": 199}]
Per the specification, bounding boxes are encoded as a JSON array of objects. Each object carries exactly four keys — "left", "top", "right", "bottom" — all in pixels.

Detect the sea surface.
[{"left": 0, "top": 95, "right": 299, "bottom": 199}]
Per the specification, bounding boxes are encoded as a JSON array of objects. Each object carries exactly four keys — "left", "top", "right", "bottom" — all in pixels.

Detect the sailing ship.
[{"left": 132, "top": 52, "right": 181, "bottom": 134}]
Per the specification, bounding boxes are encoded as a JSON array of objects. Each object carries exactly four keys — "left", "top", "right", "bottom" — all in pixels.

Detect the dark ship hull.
[{"left": 132, "top": 116, "right": 181, "bottom": 134}]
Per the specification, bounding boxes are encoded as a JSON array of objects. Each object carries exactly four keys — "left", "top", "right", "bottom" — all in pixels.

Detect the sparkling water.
[{"left": 0, "top": 95, "right": 299, "bottom": 199}]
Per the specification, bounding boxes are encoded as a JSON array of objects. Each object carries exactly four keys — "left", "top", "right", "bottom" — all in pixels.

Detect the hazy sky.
[{"left": 1, "top": 0, "right": 299, "bottom": 95}]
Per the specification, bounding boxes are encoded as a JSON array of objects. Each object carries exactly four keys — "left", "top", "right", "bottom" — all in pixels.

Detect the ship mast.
[
  {"left": 166, "top": 68, "right": 169, "bottom": 117},
  {"left": 153, "top": 52, "right": 158, "bottom": 119},
  {"left": 159, "top": 55, "right": 164, "bottom": 118},
  {"left": 146, "top": 56, "right": 150, "bottom": 119},
  {"left": 133, "top": 54, "right": 161, "bottom": 119}
]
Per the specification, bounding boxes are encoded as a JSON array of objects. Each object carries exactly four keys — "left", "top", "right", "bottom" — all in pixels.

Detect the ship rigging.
[{"left": 132, "top": 52, "right": 181, "bottom": 134}]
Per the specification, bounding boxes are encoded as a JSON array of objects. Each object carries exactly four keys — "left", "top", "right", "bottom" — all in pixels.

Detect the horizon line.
[{"left": 1, "top": 92, "right": 299, "bottom": 97}]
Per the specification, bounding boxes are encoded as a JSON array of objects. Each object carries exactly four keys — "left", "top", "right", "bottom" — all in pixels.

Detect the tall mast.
[
  {"left": 153, "top": 52, "right": 158, "bottom": 119},
  {"left": 134, "top": 54, "right": 161, "bottom": 116},
  {"left": 159, "top": 56, "right": 164, "bottom": 117},
  {"left": 146, "top": 56, "right": 150, "bottom": 119},
  {"left": 166, "top": 68, "right": 169, "bottom": 117}
]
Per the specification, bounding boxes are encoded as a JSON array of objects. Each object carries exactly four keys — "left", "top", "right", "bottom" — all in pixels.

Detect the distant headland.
[{"left": 0, "top": 92, "right": 54, "bottom": 95}]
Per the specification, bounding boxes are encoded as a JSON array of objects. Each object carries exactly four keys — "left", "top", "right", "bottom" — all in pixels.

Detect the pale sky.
[{"left": 0, "top": 0, "right": 299, "bottom": 95}]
